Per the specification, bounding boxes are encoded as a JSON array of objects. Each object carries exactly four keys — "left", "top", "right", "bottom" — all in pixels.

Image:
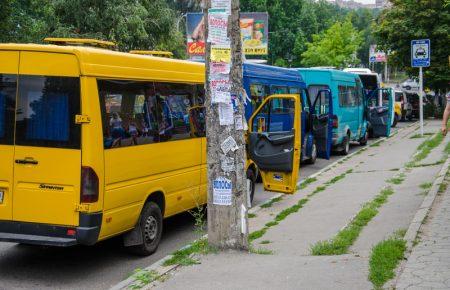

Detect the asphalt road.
[{"left": 0, "top": 122, "right": 411, "bottom": 290}]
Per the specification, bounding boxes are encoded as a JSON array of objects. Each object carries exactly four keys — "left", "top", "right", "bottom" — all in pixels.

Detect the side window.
[
  {"left": 15, "top": 76, "right": 81, "bottom": 149},
  {"left": 338, "top": 85, "right": 358, "bottom": 107},
  {"left": 98, "top": 80, "right": 156, "bottom": 149},
  {"left": 308, "top": 85, "right": 329, "bottom": 113},
  {"left": 0, "top": 74, "right": 16, "bottom": 145},
  {"left": 253, "top": 98, "right": 295, "bottom": 133}
]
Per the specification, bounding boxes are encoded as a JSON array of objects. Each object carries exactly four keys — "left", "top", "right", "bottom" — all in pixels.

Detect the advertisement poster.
[
  {"left": 186, "top": 12, "right": 269, "bottom": 58},
  {"left": 213, "top": 177, "right": 232, "bottom": 206},
  {"left": 369, "top": 45, "right": 386, "bottom": 63},
  {"left": 207, "top": 10, "right": 229, "bottom": 44}
]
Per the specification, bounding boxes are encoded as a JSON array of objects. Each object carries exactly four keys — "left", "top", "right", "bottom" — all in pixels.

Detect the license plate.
[{"left": 0, "top": 191, "right": 3, "bottom": 204}]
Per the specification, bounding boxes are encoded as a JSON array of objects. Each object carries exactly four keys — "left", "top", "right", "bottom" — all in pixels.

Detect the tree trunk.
[{"left": 205, "top": 0, "right": 249, "bottom": 250}]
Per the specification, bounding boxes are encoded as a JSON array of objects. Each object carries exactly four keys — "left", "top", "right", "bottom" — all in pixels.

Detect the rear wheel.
[
  {"left": 306, "top": 142, "right": 317, "bottom": 165},
  {"left": 359, "top": 129, "right": 368, "bottom": 146},
  {"left": 247, "top": 169, "right": 256, "bottom": 206},
  {"left": 128, "top": 202, "right": 163, "bottom": 256},
  {"left": 341, "top": 134, "right": 350, "bottom": 155}
]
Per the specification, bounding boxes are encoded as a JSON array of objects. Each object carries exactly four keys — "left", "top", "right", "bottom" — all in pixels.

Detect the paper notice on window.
[
  {"left": 213, "top": 177, "right": 232, "bottom": 206},
  {"left": 221, "top": 135, "right": 238, "bottom": 154},
  {"left": 211, "top": 44, "right": 231, "bottom": 63},
  {"left": 219, "top": 102, "right": 234, "bottom": 126},
  {"left": 207, "top": 11, "right": 229, "bottom": 45},
  {"left": 234, "top": 115, "right": 244, "bottom": 130},
  {"left": 211, "top": 0, "right": 231, "bottom": 13},
  {"left": 211, "top": 76, "right": 231, "bottom": 103}
]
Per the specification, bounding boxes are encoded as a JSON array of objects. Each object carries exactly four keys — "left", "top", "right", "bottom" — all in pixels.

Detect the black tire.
[
  {"left": 392, "top": 114, "right": 398, "bottom": 128},
  {"left": 305, "top": 142, "right": 317, "bottom": 165},
  {"left": 341, "top": 134, "right": 350, "bottom": 155},
  {"left": 128, "top": 202, "right": 163, "bottom": 256},
  {"left": 359, "top": 129, "right": 368, "bottom": 146},
  {"left": 247, "top": 169, "right": 256, "bottom": 206}
]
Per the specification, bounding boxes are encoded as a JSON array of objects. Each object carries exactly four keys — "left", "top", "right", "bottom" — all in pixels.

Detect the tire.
[
  {"left": 246, "top": 169, "right": 256, "bottom": 206},
  {"left": 128, "top": 202, "right": 163, "bottom": 256},
  {"left": 306, "top": 142, "right": 317, "bottom": 165},
  {"left": 341, "top": 134, "right": 350, "bottom": 155},
  {"left": 392, "top": 114, "right": 398, "bottom": 128},
  {"left": 359, "top": 129, "right": 368, "bottom": 146}
]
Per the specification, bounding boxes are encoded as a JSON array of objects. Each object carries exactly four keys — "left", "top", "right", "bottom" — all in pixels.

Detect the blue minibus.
[
  {"left": 244, "top": 63, "right": 332, "bottom": 161},
  {"left": 298, "top": 68, "right": 368, "bottom": 155}
]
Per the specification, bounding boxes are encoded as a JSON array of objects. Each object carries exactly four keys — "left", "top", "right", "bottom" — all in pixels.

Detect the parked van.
[
  {"left": 395, "top": 89, "right": 412, "bottom": 121},
  {"left": 244, "top": 63, "right": 332, "bottom": 161},
  {"left": 0, "top": 39, "right": 301, "bottom": 254},
  {"left": 298, "top": 68, "right": 367, "bottom": 155}
]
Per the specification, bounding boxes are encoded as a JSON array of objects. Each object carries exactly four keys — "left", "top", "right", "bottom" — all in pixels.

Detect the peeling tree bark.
[{"left": 205, "top": 0, "right": 249, "bottom": 250}]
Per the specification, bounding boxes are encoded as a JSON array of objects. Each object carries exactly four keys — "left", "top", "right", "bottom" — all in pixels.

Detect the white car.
[{"left": 401, "top": 79, "right": 419, "bottom": 91}]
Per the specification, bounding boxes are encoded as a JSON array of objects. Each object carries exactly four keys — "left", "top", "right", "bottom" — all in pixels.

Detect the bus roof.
[
  {"left": 244, "top": 63, "right": 305, "bottom": 85},
  {"left": 296, "top": 67, "right": 359, "bottom": 83},
  {"left": 0, "top": 43, "right": 204, "bottom": 83}
]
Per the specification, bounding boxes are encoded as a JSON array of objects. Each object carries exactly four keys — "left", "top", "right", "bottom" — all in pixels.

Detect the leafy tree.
[
  {"left": 374, "top": 0, "right": 450, "bottom": 91},
  {"left": 349, "top": 8, "right": 379, "bottom": 67},
  {"left": 1, "top": 0, "right": 186, "bottom": 57},
  {"left": 301, "top": 18, "right": 362, "bottom": 68}
]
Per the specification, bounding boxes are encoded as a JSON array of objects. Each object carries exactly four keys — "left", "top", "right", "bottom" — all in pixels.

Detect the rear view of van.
[{"left": 0, "top": 48, "right": 102, "bottom": 246}]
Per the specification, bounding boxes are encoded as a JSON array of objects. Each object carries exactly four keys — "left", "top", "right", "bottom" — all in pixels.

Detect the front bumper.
[{"left": 0, "top": 212, "right": 102, "bottom": 247}]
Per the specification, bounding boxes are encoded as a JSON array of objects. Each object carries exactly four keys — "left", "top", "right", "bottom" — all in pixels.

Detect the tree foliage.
[
  {"left": 374, "top": 0, "right": 450, "bottom": 91},
  {"left": 301, "top": 18, "right": 363, "bottom": 68},
  {"left": 0, "top": 0, "right": 186, "bottom": 57}
]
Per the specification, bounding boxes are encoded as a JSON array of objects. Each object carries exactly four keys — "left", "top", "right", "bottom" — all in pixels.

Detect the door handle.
[{"left": 15, "top": 158, "right": 38, "bottom": 165}]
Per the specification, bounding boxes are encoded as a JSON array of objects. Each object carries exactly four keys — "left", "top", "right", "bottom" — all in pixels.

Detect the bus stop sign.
[{"left": 411, "top": 39, "right": 430, "bottom": 67}]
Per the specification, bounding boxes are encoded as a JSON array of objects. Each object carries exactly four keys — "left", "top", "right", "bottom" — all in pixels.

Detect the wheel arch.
[{"left": 144, "top": 190, "right": 166, "bottom": 218}]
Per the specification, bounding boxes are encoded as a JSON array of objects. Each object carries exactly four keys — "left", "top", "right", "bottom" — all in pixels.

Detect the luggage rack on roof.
[
  {"left": 43, "top": 38, "right": 117, "bottom": 49},
  {"left": 129, "top": 50, "right": 174, "bottom": 58}
]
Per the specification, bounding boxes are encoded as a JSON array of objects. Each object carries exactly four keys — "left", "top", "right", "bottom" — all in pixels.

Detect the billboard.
[
  {"left": 186, "top": 12, "right": 269, "bottom": 58},
  {"left": 369, "top": 45, "right": 386, "bottom": 63}
]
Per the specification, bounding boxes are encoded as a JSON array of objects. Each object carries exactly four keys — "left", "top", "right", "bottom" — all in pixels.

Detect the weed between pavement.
[{"left": 368, "top": 230, "right": 407, "bottom": 289}]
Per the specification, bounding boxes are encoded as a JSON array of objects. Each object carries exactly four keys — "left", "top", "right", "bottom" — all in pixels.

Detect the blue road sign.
[{"left": 411, "top": 39, "right": 430, "bottom": 67}]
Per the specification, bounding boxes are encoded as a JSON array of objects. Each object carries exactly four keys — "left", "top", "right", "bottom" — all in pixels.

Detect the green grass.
[
  {"left": 370, "top": 142, "right": 381, "bottom": 147},
  {"left": 311, "top": 185, "right": 326, "bottom": 195},
  {"left": 265, "top": 221, "right": 279, "bottom": 227},
  {"left": 163, "top": 238, "right": 215, "bottom": 266},
  {"left": 260, "top": 240, "right": 271, "bottom": 244},
  {"left": 260, "top": 196, "right": 283, "bottom": 208},
  {"left": 438, "top": 182, "right": 448, "bottom": 193},
  {"left": 410, "top": 132, "right": 433, "bottom": 139},
  {"left": 249, "top": 246, "right": 273, "bottom": 255},
  {"left": 129, "top": 269, "right": 159, "bottom": 289},
  {"left": 325, "top": 170, "right": 353, "bottom": 186},
  {"left": 419, "top": 182, "right": 433, "bottom": 190},
  {"left": 368, "top": 232, "right": 407, "bottom": 289},
  {"left": 298, "top": 177, "right": 317, "bottom": 190},
  {"left": 445, "top": 141, "right": 450, "bottom": 155},
  {"left": 412, "top": 133, "right": 444, "bottom": 164},
  {"left": 248, "top": 213, "right": 257, "bottom": 219},
  {"left": 311, "top": 187, "right": 395, "bottom": 255},
  {"left": 387, "top": 173, "right": 406, "bottom": 185}
]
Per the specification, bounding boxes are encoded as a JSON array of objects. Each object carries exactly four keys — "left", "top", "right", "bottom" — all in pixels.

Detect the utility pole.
[{"left": 205, "top": 0, "right": 249, "bottom": 250}]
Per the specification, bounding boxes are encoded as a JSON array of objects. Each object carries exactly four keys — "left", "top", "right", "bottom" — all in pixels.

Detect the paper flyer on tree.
[
  {"left": 213, "top": 177, "right": 232, "bottom": 206},
  {"left": 211, "top": 76, "right": 231, "bottom": 103},
  {"left": 219, "top": 102, "right": 234, "bottom": 125},
  {"left": 211, "top": 0, "right": 231, "bottom": 14},
  {"left": 207, "top": 10, "right": 229, "bottom": 44}
]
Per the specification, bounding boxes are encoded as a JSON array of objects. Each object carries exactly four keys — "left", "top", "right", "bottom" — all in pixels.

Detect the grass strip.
[
  {"left": 411, "top": 133, "right": 444, "bottom": 164},
  {"left": 368, "top": 231, "right": 406, "bottom": 289},
  {"left": 163, "top": 238, "right": 215, "bottom": 266},
  {"left": 260, "top": 196, "right": 283, "bottom": 208},
  {"left": 387, "top": 173, "right": 406, "bottom": 185},
  {"left": 311, "top": 187, "right": 395, "bottom": 255},
  {"left": 298, "top": 177, "right": 317, "bottom": 190},
  {"left": 249, "top": 169, "right": 353, "bottom": 242},
  {"left": 410, "top": 132, "right": 433, "bottom": 139}
]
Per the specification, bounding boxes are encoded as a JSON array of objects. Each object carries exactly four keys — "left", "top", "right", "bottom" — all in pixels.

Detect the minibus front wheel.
[{"left": 128, "top": 202, "right": 163, "bottom": 256}]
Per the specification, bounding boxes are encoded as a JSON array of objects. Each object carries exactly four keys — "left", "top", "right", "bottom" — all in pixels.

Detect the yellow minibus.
[{"left": 0, "top": 39, "right": 299, "bottom": 255}]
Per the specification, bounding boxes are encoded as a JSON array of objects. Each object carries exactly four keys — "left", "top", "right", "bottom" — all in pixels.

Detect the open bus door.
[
  {"left": 248, "top": 94, "right": 301, "bottom": 194},
  {"left": 366, "top": 88, "right": 393, "bottom": 137},
  {"left": 311, "top": 89, "right": 333, "bottom": 159}
]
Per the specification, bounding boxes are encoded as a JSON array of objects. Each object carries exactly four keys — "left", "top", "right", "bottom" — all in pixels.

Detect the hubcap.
[{"left": 144, "top": 215, "right": 158, "bottom": 243}]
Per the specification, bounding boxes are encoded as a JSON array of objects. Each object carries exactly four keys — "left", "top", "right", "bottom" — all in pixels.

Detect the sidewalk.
[
  {"left": 396, "top": 179, "right": 450, "bottom": 289},
  {"left": 147, "top": 120, "right": 448, "bottom": 290}
]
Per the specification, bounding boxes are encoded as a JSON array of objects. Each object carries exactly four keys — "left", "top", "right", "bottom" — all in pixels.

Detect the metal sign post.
[{"left": 411, "top": 39, "right": 430, "bottom": 136}]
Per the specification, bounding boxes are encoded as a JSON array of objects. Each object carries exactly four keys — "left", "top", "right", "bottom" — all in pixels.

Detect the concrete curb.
[
  {"left": 109, "top": 122, "right": 418, "bottom": 290},
  {"left": 392, "top": 156, "right": 450, "bottom": 288}
]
